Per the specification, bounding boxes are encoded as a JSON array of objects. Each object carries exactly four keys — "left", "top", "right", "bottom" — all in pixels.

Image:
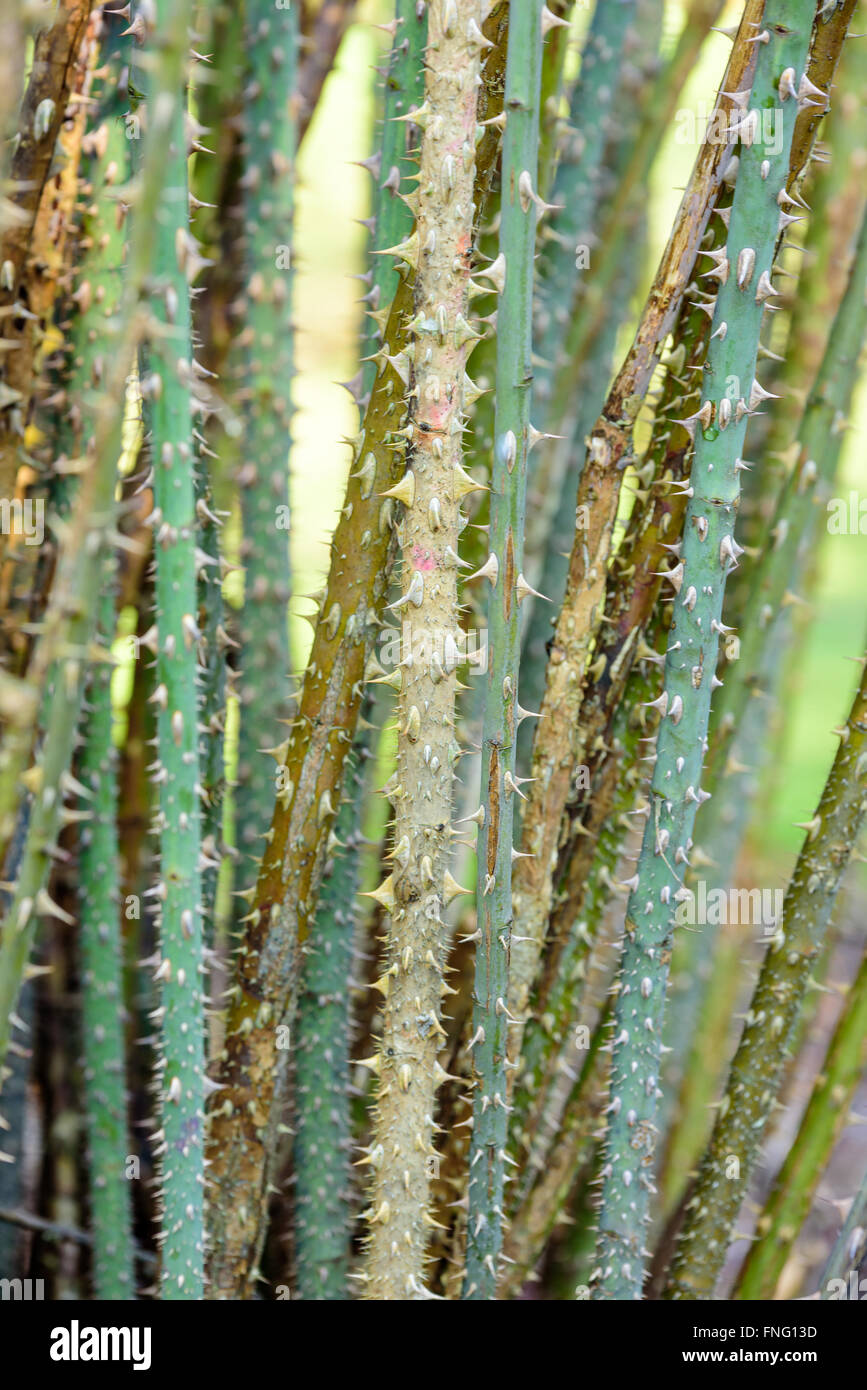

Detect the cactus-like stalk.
[
  {"left": 762, "top": 14, "right": 865, "bottom": 467},
  {"left": 508, "top": 8, "right": 764, "bottom": 1065},
  {"left": 656, "top": 196, "right": 867, "bottom": 1201},
  {"left": 501, "top": 1004, "right": 612, "bottom": 1296},
  {"left": 204, "top": 4, "right": 511, "bottom": 1298},
  {"left": 294, "top": 738, "right": 369, "bottom": 1300},
  {"left": 514, "top": 174, "right": 729, "bottom": 1056},
  {"left": 195, "top": 454, "right": 227, "bottom": 936},
  {"left": 520, "top": 0, "right": 705, "bottom": 744},
  {"left": 140, "top": 0, "right": 205, "bottom": 1299},
  {"left": 734, "top": 943, "right": 867, "bottom": 1299},
  {"left": 74, "top": 13, "right": 135, "bottom": 1298},
  {"left": 665, "top": 645, "right": 867, "bottom": 1299},
  {"left": 359, "top": 0, "right": 427, "bottom": 396},
  {"left": 705, "top": 207, "right": 867, "bottom": 794},
  {"left": 509, "top": 679, "right": 655, "bottom": 1187},
  {"left": 593, "top": 2, "right": 818, "bottom": 1301},
  {"left": 463, "top": 1, "right": 545, "bottom": 1300},
  {"left": 362, "top": 0, "right": 484, "bottom": 1302},
  {"left": 233, "top": 0, "right": 297, "bottom": 873},
  {"left": 79, "top": 584, "right": 135, "bottom": 1299},
  {"left": 535, "top": 0, "right": 572, "bottom": 198}
]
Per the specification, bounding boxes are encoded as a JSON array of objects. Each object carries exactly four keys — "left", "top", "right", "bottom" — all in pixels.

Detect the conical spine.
[
  {"left": 594, "top": 2, "right": 818, "bottom": 1302},
  {"left": 463, "top": 0, "right": 545, "bottom": 1302},
  {"left": 363, "top": 0, "right": 484, "bottom": 1302},
  {"left": 706, "top": 203, "right": 867, "bottom": 791}
]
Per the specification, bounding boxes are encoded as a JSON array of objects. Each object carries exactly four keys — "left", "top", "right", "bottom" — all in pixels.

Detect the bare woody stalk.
[
  {"left": 665, "top": 646, "right": 867, "bottom": 1299},
  {"left": 360, "top": 0, "right": 485, "bottom": 1302},
  {"left": 204, "top": 2, "right": 510, "bottom": 1300},
  {"left": 463, "top": 0, "right": 545, "bottom": 1301},
  {"left": 507, "top": 0, "right": 765, "bottom": 1065},
  {"left": 593, "top": 1, "right": 819, "bottom": 1301}
]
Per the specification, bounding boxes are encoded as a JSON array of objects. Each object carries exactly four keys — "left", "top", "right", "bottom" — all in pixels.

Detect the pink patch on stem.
[{"left": 413, "top": 546, "right": 437, "bottom": 572}]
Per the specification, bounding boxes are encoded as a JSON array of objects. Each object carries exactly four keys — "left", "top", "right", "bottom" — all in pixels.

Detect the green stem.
[
  {"left": 0, "top": 0, "right": 187, "bottom": 1088},
  {"left": 204, "top": 3, "right": 512, "bottom": 1302},
  {"left": 820, "top": 1159, "right": 867, "bottom": 1296},
  {"left": 294, "top": 733, "right": 370, "bottom": 1300},
  {"left": 735, "top": 944, "right": 867, "bottom": 1299},
  {"left": 359, "top": 0, "right": 427, "bottom": 397},
  {"left": 144, "top": 0, "right": 205, "bottom": 1299},
  {"left": 665, "top": 645, "right": 867, "bottom": 1299},
  {"left": 233, "top": 0, "right": 297, "bottom": 877},
  {"left": 594, "top": 2, "right": 818, "bottom": 1301},
  {"left": 79, "top": 584, "right": 135, "bottom": 1299},
  {"left": 463, "top": 0, "right": 544, "bottom": 1302},
  {"left": 362, "top": 0, "right": 485, "bottom": 1302}
]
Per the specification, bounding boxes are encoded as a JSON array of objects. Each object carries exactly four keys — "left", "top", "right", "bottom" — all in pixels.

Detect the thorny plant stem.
[
  {"left": 463, "top": 0, "right": 544, "bottom": 1302},
  {"left": 594, "top": 1, "right": 818, "bottom": 1301}
]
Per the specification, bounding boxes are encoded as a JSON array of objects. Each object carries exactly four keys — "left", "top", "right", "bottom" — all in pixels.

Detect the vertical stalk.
[
  {"left": 79, "top": 586, "right": 135, "bottom": 1298},
  {"left": 294, "top": 742, "right": 368, "bottom": 1300},
  {"left": 143, "top": 0, "right": 205, "bottom": 1298},
  {"left": 593, "top": 2, "right": 818, "bottom": 1301},
  {"left": 507, "top": 6, "right": 764, "bottom": 1066},
  {"left": 362, "top": 0, "right": 484, "bottom": 1302},
  {"left": 463, "top": 0, "right": 544, "bottom": 1301},
  {"left": 734, "top": 945, "right": 867, "bottom": 1299},
  {"left": 234, "top": 0, "right": 298, "bottom": 873},
  {"left": 75, "top": 10, "right": 135, "bottom": 1297},
  {"left": 665, "top": 646, "right": 867, "bottom": 1299},
  {"left": 359, "top": 0, "right": 427, "bottom": 397}
]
